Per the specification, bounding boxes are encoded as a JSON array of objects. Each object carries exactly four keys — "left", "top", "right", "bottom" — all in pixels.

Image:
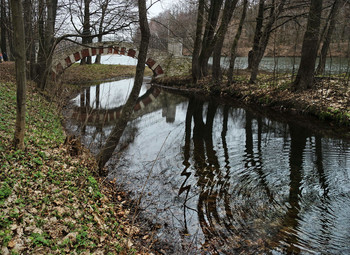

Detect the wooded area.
[{"left": 1, "top": 1, "right": 350, "bottom": 253}]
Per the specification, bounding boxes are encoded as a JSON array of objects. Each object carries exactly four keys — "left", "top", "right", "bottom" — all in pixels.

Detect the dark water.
[{"left": 65, "top": 78, "right": 350, "bottom": 254}]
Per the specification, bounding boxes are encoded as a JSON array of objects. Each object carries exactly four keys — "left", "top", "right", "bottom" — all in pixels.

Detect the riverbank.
[
  {"left": 154, "top": 71, "right": 350, "bottom": 132},
  {"left": 0, "top": 62, "right": 156, "bottom": 254}
]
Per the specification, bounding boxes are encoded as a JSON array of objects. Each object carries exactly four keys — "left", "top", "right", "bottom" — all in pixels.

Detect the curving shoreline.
[{"left": 153, "top": 72, "right": 350, "bottom": 132}]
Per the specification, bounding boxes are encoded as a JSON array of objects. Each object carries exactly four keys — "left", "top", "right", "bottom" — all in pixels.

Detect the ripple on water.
[{"left": 67, "top": 84, "right": 350, "bottom": 254}]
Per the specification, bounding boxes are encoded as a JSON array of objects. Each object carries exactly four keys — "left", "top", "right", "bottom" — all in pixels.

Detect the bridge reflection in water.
[{"left": 65, "top": 78, "right": 350, "bottom": 254}]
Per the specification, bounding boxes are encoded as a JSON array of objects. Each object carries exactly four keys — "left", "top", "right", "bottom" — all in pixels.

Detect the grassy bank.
[
  {"left": 62, "top": 64, "right": 153, "bottom": 84},
  {"left": 0, "top": 63, "right": 154, "bottom": 254}
]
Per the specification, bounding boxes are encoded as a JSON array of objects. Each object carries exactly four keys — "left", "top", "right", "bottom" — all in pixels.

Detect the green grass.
[
  {"left": 62, "top": 63, "right": 153, "bottom": 84},
  {"left": 0, "top": 81, "right": 141, "bottom": 254}
]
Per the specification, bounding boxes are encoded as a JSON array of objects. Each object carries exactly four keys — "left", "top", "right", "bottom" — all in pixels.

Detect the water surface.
[
  {"left": 65, "top": 78, "right": 350, "bottom": 254},
  {"left": 92, "top": 54, "right": 350, "bottom": 74}
]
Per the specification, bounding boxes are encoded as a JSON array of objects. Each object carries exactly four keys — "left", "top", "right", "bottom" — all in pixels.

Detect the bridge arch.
[
  {"left": 71, "top": 86, "right": 162, "bottom": 126},
  {"left": 52, "top": 43, "right": 165, "bottom": 79}
]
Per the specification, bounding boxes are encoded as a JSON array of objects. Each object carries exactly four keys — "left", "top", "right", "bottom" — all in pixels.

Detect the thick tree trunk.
[
  {"left": 24, "top": 0, "right": 32, "bottom": 60},
  {"left": 227, "top": 0, "right": 248, "bottom": 85},
  {"left": 23, "top": 0, "right": 37, "bottom": 79},
  {"left": 10, "top": 0, "right": 27, "bottom": 150},
  {"left": 192, "top": 0, "right": 205, "bottom": 83},
  {"left": 249, "top": 0, "right": 286, "bottom": 83},
  {"left": 198, "top": 0, "right": 224, "bottom": 77},
  {"left": 212, "top": 0, "right": 239, "bottom": 82},
  {"left": 36, "top": 0, "right": 58, "bottom": 90},
  {"left": 247, "top": 0, "right": 265, "bottom": 70},
  {"left": 316, "top": 0, "right": 341, "bottom": 75},
  {"left": 96, "top": 0, "right": 150, "bottom": 173},
  {"left": 293, "top": 0, "right": 323, "bottom": 90}
]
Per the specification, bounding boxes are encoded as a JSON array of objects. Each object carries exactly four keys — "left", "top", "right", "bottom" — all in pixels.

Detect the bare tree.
[
  {"left": 191, "top": 0, "right": 242, "bottom": 83},
  {"left": 316, "top": 0, "right": 342, "bottom": 75},
  {"left": 247, "top": 0, "right": 265, "bottom": 70},
  {"left": 96, "top": 0, "right": 150, "bottom": 172},
  {"left": 80, "top": 0, "right": 92, "bottom": 65},
  {"left": 192, "top": 0, "right": 205, "bottom": 83},
  {"left": 227, "top": 0, "right": 249, "bottom": 85},
  {"left": 94, "top": 0, "right": 109, "bottom": 64},
  {"left": 36, "top": 0, "right": 58, "bottom": 90},
  {"left": 1, "top": 0, "right": 8, "bottom": 55},
  {"left": 249, "top": 0, "right": 287, "bottom": 83},
  {"left": 10, "top": 0, "right": 27, "bottom": 150},
  {"left": 293, "top": 0, "right": 323, "bottom": 90},
  {"left": 212, "top": 0, "right": 239, "bottom": 82},
  {"left": 198, "top": 0, "right": 224, "bottom": 78},
  {"left": 93, "top": 0, "right": 138, "bottom": 63}
]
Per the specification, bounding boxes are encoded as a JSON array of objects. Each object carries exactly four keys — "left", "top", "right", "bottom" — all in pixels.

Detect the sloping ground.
[
  {"left": 0, "top": 62, "right": 16, "bottom": 83},
  {"left": 0, "top": 63, "right": 156, "bottom": 254},
  {"left": 155, "top": 72, "right": 350, "bottom": 131}
]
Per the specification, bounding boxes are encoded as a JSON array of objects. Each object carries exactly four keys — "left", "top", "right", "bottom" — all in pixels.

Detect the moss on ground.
[{"left": 0, "top": 68, "right": 153, "bottom": 254}]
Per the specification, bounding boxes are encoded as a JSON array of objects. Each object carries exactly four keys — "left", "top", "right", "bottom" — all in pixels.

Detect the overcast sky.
[{"left": 147, "top": 0, "right": 176, "bottom": 17}]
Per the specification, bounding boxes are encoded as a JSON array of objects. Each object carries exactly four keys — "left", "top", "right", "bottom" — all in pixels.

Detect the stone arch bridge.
[
  {"left": 72, "top": 86, "right": 162, "bottom": 126},
  {"left": 52, "top": 41, "right": 166, "bottom": 79},
  {"left": 70, "top": 85, "right": 186, "bottom": 127}
]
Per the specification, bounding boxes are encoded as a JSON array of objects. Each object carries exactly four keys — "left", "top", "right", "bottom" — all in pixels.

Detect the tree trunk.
[
  {"left": 10, "top": 0, "right": 27, "bottom": 150},
  {"left": 212, "top": 0, "right": 239, "bottom": 82},
  {"left": 293, "top": 0, "right": 323, "bottom": 90},
  {"left": 247, "top": 0, "right": 265, "bottom": 70},
  {"left": 41, "top": 0, "right": 57, "bottom": 89},
  {"left": 24, "top": 0, "right": 32, "bottom": 60},
  {"left": 23, "top": 0, "right": 37, "bottom": 79},
  {"left": 249, "top": 0, "right": 286, "bottom": 83},
  {"left": 227, "top": 0, "right": 248, "bottom": 85},
  {"left": 36, "top": 0, "right": 58, "bottom": 90},
  {"left": 95, "top": 2, "right": 108, "bottom": 64},
  {"left": 96, "top": 0, "right": 150, "bottom": 173},
  {"left": 192, "top": 0, "right": 205, "bottom": 83},
  {"left": 198, "top": 0, "right": 224, "bottom": 77},
  {"left": 1, "top": 0, "right": 7, "bottom": 54},
  {"left": 81, "top": 0, "right": 92, "bottom": 65},
  {"left": 6, "top": 0, "right": 14, "bottom": 61},
  {"left": 316, "top": 0, "right": 341, "bottom": 75},
  {"left": 94, "top": 34, "right": 102, "bottom": 64},
  {"left": 36, "top": 0, "right": 45, "bottom": 83}
]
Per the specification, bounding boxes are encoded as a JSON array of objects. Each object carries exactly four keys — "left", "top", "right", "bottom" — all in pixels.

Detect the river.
[
  {"left": 64, "top": 75, "right": 350, "bottom": 254},
  {"left": 91, "top": 54, "right": 350, "bottom": 74}
]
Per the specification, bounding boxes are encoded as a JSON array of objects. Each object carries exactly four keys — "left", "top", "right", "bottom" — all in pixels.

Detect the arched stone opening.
[{"left": 52, "top": 45, "right": 164, "bottom": 79}]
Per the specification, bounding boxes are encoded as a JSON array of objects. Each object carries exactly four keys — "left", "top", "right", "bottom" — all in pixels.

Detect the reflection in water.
[{"left": 65, "top": 79, "right": 350, "bottom": 254}]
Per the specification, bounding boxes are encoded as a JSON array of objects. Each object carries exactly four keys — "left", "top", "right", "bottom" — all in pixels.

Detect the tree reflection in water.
[
  {"left": 67, "top": 85, "right": 350, "bottom": 254},
  {"left": 178, "top": 96, "right": 350, "bottom": 254}
]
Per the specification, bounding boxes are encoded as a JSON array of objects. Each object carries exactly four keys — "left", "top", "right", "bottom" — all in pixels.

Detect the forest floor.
[
  {"left": 155, "top": 70, "right": 350, "bottom": 136},
  {"left": 0, "top": 62, "right": 158, "bottom": 255}
]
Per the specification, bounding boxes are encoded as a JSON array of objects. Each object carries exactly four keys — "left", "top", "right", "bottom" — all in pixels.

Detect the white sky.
[{"left": 147, "top": 0, "right": 176, "bottom": 17}]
